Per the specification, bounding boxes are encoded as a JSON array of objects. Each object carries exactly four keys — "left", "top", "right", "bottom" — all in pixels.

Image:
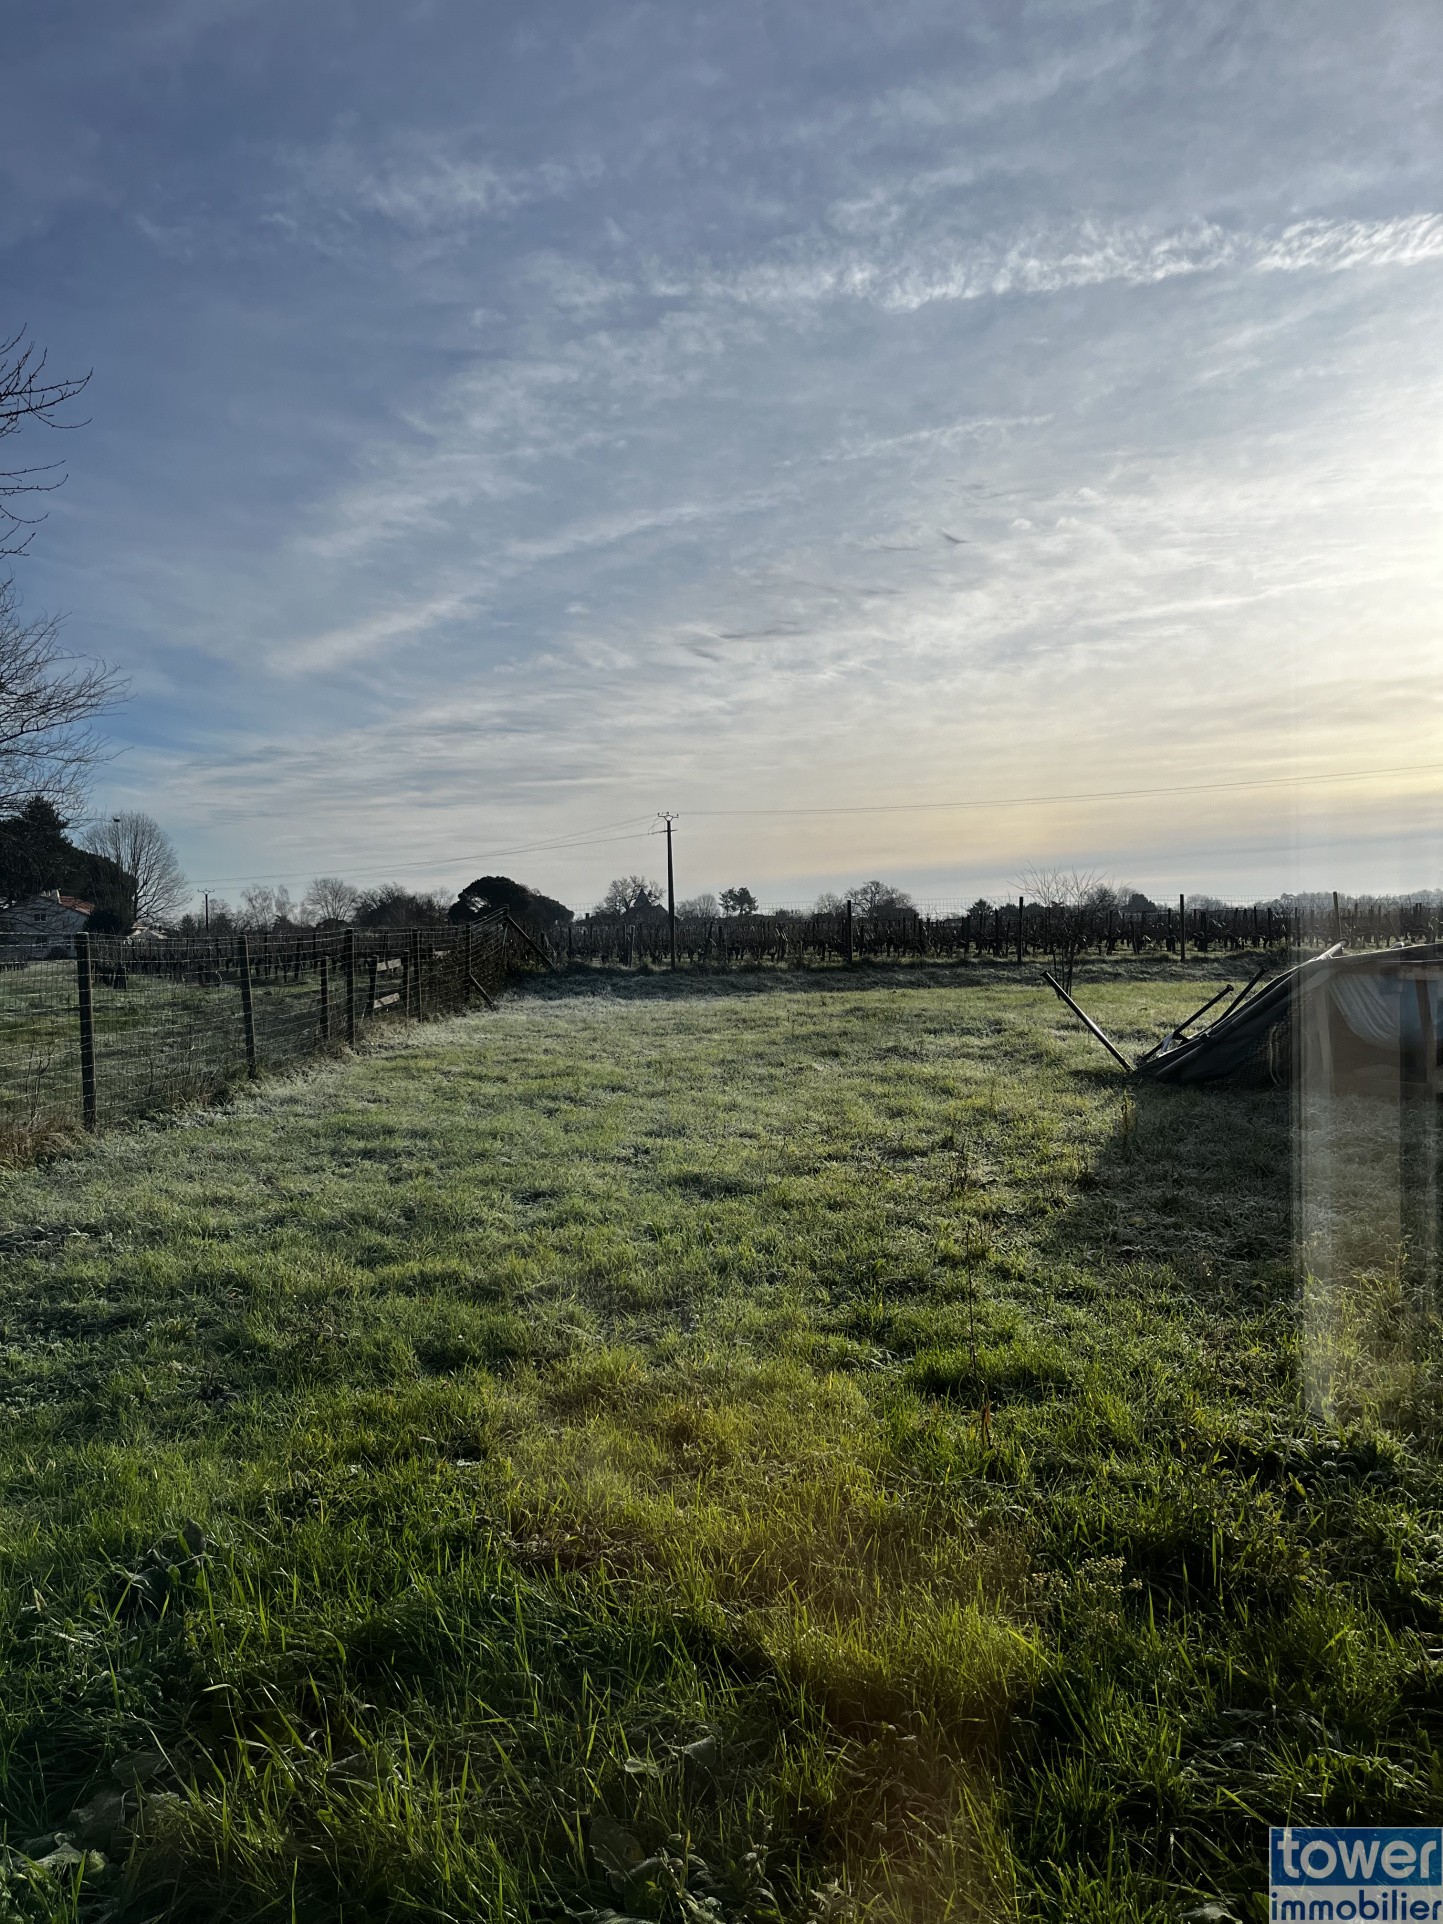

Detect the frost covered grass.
[{"left": 0, "top": 963, "right": 1438, "bottom": 1921}]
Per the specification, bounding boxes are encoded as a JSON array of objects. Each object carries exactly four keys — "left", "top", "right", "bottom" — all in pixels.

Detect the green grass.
[
  {"left": 0, "top": 961, "right": 336, "bottom": 1146},
  {"left": 0, "top": 962, "right": 1439, "bottom": 1922}
]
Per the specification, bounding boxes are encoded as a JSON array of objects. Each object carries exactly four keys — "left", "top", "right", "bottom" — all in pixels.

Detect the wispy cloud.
[
  {"left": 268, "top": 130, "right": 598, "bottom": 246},
  {"left": 11, "top": 1, "right": 1443, "bottom": 901},
  {"left": 656, "top": 213, "right": 1443, "bottom": 314}
]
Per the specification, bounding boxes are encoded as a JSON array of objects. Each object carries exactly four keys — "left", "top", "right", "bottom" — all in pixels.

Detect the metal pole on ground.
[
  {"left": 75, "top": 932, "right": 97, "bottom": 1132},
  {"left": 319, "top": 954, "right": 330, "bottom": 1040},
  {"left": 1179, "top": 893, "right": 1187, "bottom": 964}
]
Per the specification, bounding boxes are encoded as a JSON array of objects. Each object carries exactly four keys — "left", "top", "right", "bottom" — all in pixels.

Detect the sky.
[{"left": 4, "top": 0, "right": 1443, "bottom": 913}]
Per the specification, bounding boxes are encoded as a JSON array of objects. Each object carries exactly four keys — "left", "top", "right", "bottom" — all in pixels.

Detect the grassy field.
[{"left": 0, "top": 962, "right": 1439, "bottom": 1923}]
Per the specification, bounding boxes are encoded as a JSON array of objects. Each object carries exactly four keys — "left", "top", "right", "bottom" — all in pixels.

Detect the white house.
[{"left": 1, "top": 890, "right": 94, "bottom": 960}]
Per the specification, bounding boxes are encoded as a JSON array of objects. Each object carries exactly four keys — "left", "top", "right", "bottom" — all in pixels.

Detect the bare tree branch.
[
  {"left": 1018, "top": 864, "right": 1113, "bottom": 992},
  {"left": 0, "top": 329, "right": 91, "bottom": 557},
  {"left": 0, "top": 578, "right": 127, "bottom": 816},
  {"left": 83, "top": 810, "right": 188, "bottom": 925},
  {"left": 302, "top": 876, "right": 361, "bottom": 923}
]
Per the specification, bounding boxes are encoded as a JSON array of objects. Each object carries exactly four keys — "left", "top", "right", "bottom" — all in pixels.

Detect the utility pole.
[{"left": 663, "top": 812, "right": 678, "bottom": 970}]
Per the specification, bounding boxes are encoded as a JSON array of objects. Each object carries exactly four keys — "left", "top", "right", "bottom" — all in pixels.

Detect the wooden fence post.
[
  {"left": 1178, "top": 894, "right": 1187, "bottom": 964},
  {"left": 1017, "top": 895, "right": 1024, "bottom": 965},
  {"left": 75, "top": 932, "right": 98, "bottom": 1132},
  {"left": 319, "top": 954, "right": 330, "bottom": 1040},
  {"left": 238, "top": 935, "right": 258, "bottom": 1077},
  {"left": 344, "top": 929, "right": 357, "bottom": 1045},
  {"left": 845, "top": 899, "right": 853, "bottom": 966}
]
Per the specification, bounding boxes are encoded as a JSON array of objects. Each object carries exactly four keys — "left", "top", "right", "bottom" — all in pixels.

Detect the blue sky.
[{"left": 5, "top": 0, "right": 1443, "bottom": 911}]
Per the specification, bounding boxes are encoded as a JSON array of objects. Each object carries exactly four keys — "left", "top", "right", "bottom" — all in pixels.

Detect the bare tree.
[
  {"left": 0, "top": 335, "right": 120, "bottom": 810},
  {"left": 1019, "top": 864, "right": 1111, "bottom": 991},
  {"left": 595, "top": 875, "right": 664, "bottom": 916},
  {"left": 676, "top": 892, "right": 718, "bottom": 918},
  {"left": 1, "top": 329, "right": 91, "bottom": 558},
  {"left": 303, "top": 875, "right": 360, "bottom": 924},
  {"left": 353, "top": 884, "right": 449, "bottom": 928},
  {"left": 0, "top": 580, "right": 125, "bottom": 815},
  {"left": 851, "top": 879, "right": 915, "bottom": 915},
  {"left": 84, "top": 811, "right": 188, "bottom": 926},
  {"left": 238, "top": 883, "right": 298, "bottom": 930}
]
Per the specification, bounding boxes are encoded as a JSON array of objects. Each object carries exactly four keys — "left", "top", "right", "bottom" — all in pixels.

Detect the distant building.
[
  {"left": 619, "top": 890, "right": 668, "bottom": 923},
  {"left": 1, "top": 890, "right": 94, "bottom": 959}
]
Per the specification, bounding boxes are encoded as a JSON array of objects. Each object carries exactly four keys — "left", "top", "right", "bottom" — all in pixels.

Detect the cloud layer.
[{"left": 5, "top": 0, "right": 1443, "bottom": 906}]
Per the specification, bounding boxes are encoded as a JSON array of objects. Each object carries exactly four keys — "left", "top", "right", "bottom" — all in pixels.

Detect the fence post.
[
  {"left": 1178, "top": 893, "right": 1187, "bottom": 964},
  {"left": 238, "top": 935, "right": 258, "bottom": 1077},
  {"left": 319, "top": 954, "right": 330, "bottom": 1040},
  {"left": 844, "top": 899, "right": 853, "bottom": 966},
  {"left": 1017, "top": 895, "right": 1024, "bottom": 965},
  {"left": 75, "top": 932, "right": 98, "bottom": 1132},
  {"left": 411, "top": 929, "right": 423, "bottom": 1018},
  {"left": 344, "top": 929, "right": 357, "bottom": 1045},
  {"left": 462, "top": 923, "right": 473, "bottom": 1002}
]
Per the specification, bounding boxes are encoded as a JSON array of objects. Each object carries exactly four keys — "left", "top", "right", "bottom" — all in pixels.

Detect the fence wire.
[
  {"left": 561, "top": 898, "right": 1442, "bottom": 968},
  {"left": 0, "top": 915, "right": 517, "bottom": 1142}
]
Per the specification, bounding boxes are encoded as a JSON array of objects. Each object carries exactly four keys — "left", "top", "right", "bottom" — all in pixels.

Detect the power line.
[
  {"left": 189, "top": 820, "right": 659, "bottom": 890},
  {"left": 178, "top": 758, "right": 1443, "bottom": 893}
]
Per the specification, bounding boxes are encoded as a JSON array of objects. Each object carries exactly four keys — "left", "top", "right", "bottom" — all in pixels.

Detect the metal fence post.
[
  {"left": 75, "top": 932, "right": 98, "bottom": 1131},
  {"left": 344, "top": 929, "right": 357, "bottom": 1045},
  {"left": 463, "top": 923, "right": 473, "bottom": 1003},
  {"left": 319, "top": 954, "right": 330, "bottom": 1040},
  {"left": 238, "top": 935, "right": 258, "bottom": 1076}
]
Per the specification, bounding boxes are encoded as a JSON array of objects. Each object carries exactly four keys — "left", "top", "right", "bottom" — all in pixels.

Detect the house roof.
[{"left": 6, "top": 891, "right": 94, "bottom": 918}]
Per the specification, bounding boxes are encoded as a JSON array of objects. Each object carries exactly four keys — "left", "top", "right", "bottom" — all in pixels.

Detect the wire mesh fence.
[
  {"left": 0, "top": 914, "right": 518, "bottom": 1143},
  {"left": 560, "top": 897, "right": 1443, "bottom": 969}
]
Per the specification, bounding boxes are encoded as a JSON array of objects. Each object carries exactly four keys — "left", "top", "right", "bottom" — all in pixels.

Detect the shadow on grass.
[
  {"left": 995, "top": 1063, "right": 1443, "bottom": 1914},
  {"left": 1046, "top": 1071, "right": 1293, "bottom": 1295}
]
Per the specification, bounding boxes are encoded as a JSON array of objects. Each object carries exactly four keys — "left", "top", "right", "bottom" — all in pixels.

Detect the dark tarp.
[{"left": 1137, "top": 942, "right": 1443, "bottom": 1088}]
